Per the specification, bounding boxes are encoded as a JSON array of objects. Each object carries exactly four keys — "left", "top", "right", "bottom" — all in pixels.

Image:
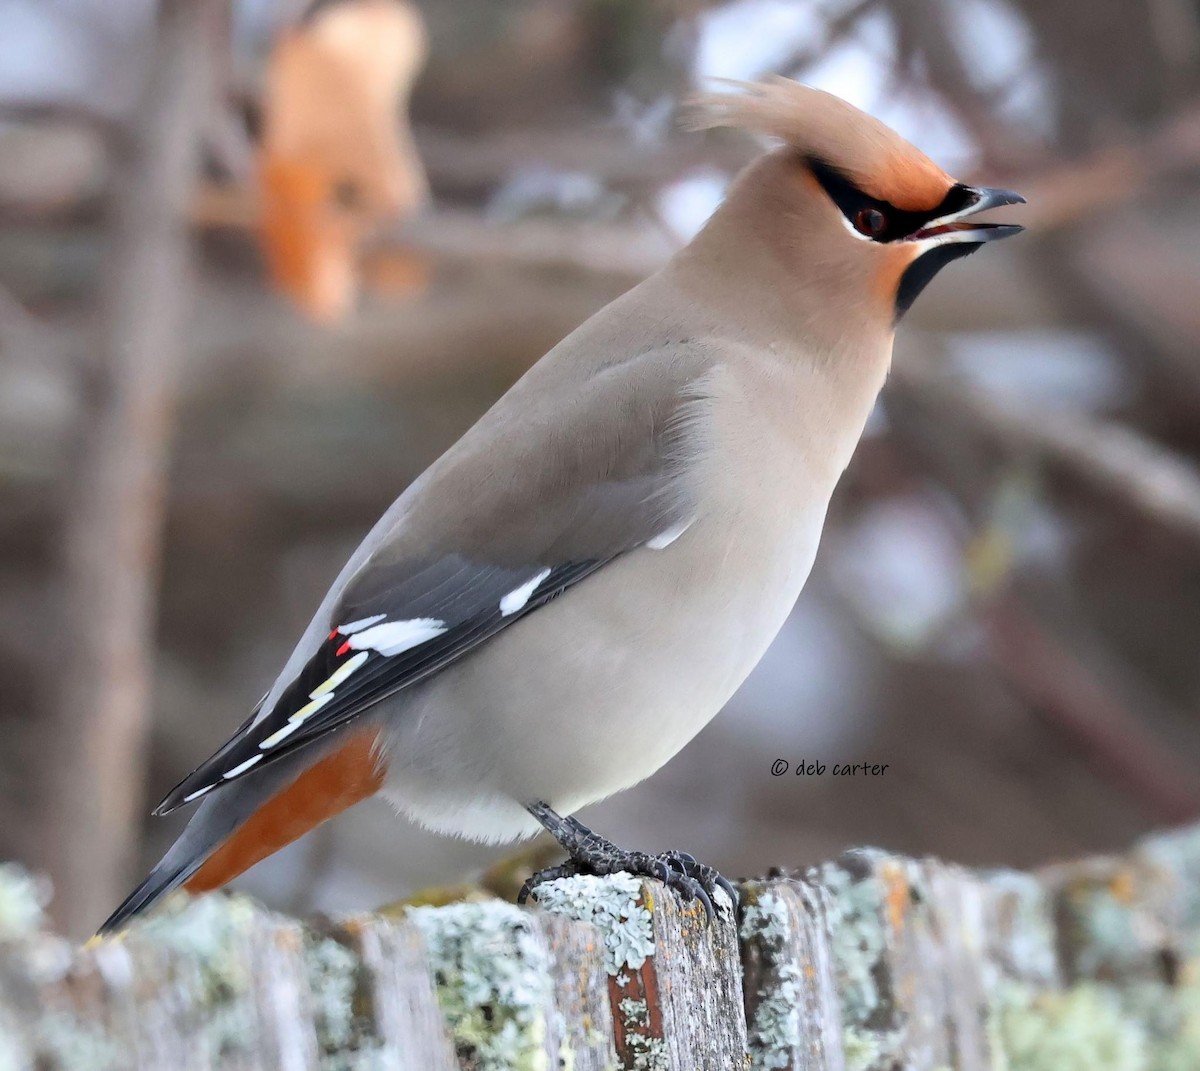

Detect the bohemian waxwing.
[{"left": 101, "top": 78, "right": 1023, "bottom": 932}]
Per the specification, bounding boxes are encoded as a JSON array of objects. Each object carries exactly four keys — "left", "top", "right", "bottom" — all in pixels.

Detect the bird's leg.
[{"left": 517, "top": 801, "right": 738, "bottom": 923}]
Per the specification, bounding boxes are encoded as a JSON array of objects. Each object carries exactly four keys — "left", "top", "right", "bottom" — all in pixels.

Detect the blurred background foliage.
[{"left": 2, "top": 0, "right": 1200, "bottom": 936}]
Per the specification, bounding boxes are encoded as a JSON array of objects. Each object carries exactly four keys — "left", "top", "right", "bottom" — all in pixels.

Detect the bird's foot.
[{"left": 518, "top": 805, "right": 738, "bottom": 924}]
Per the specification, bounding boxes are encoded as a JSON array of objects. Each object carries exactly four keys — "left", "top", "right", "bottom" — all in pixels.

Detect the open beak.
[{"left": 910, "top": 186, "right": 1026, "bottom": 246}]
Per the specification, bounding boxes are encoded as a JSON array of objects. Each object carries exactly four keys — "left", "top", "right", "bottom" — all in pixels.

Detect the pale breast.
[{"left": 380, "top": 355, "right": 852, "bottom": 837}]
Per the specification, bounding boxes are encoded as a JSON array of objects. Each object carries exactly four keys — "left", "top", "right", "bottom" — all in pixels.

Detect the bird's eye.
[{"left": 854, "top": 207, "right": 887, "bottom": 238}]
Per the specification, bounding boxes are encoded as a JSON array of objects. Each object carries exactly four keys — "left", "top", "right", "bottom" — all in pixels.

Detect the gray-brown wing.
[{"left": 154, "top": 356, "right": 703, "bottom": 814}]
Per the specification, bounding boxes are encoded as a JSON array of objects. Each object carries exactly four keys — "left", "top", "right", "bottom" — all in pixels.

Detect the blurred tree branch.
[
  {"left": 884, "top": 347, "right": 1200, "bottom": 824},
  {"left": 892, "top": 347, "right": 1200, "bottom": 547},
  {"left": 29, "top": 0, "right": 223, "bottom": 938},
  {"left": 0, "top": 282, "right": 71, "bottom": 372},
  {"left": 890, "top": 0, "right": 1036, "bottom": 168},
  {"left": 983, "top": 595, "right": 1200, "bottom": 824}
]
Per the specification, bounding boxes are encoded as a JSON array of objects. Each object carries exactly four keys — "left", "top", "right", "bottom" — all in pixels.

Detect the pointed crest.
[{"left": 684, "top": 77, "right": 953, "bottom": 211}]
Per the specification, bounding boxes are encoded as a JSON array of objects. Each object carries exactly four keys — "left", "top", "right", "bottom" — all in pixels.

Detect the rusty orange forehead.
[
  {"left": 861, "top": 152, "right": 954, "bottom": 212},
  {"left": 688, "top": 78, "right": 957, "bottom": 211}
]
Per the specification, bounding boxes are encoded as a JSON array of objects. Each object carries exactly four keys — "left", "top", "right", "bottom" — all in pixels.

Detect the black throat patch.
[{"left": 894, "top": 243, "right": 981, "bottom": 322}]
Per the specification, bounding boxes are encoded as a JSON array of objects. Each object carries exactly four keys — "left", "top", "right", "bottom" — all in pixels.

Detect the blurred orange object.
[{"left": 259, "top": 0, "right": 429, "bottom": 322}]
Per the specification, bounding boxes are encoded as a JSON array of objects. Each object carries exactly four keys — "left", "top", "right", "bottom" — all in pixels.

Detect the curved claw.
[
  {"left": 650, "top": 850, "right": 737, "bottom": 919},
  {"left": 714, "top": 872, "right": 740, "bottom": 908},
  {"left": 687, "top": 879, "right": 715, "bottom": 925},
  {"left": 518, "top": 861, "right": 582, "bottom": 906},
  {"left": 660, "top": 851, "right": 698, "bottom": 873},
  {"left": 653, "top": 867, "right": 716, "bottom": 926}
]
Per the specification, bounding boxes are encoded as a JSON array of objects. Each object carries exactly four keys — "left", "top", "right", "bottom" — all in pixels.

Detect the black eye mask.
[{"left": 807, "top": 158, "right": 973, "bottom": 242}]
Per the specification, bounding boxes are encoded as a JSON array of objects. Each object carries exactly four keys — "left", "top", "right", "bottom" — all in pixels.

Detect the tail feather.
[
  {"left": 96, "top": 858, "right": 202, "bottom": 936},
  {"left": 97, "top": 727, "right": 384, "bottom": 936}
]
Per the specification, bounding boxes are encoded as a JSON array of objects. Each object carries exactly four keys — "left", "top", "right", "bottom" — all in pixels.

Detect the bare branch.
[
  {"left": 984, "top": 596, "right": 1200, "bottom": 825},
  {"left": 891, "top": 347, "right": 1200, "bottom": 548},
  {"left": 28, "top": 0, "right": 222, "bottom": 939}
]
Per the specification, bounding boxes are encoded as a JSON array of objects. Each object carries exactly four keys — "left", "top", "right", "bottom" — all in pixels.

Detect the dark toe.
[
  {"left": 517, "top": 823, "right": 736, "bottom": 925},
  {"left": 653, "top": 851, "right": 737, "bottom": 916},
  {"left": 518, "top": 861, "right": 583, "bottom": 905},
  {"left": 646, "top": 856, "right": 672, "bottom": 885},
  {"left": 675, "top": 872, "right": 715, "bottom": 923},
  {"left": 714, "top": 871, "right": 740, "bottom": 908}
]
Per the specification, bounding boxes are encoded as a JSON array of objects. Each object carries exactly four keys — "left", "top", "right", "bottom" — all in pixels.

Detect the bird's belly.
[{"left": 379, "top": 495, "right": 828, "bottom": 842}]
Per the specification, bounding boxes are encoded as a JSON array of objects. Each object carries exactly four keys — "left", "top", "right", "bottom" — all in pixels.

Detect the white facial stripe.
[
  {"left": 222, "top": 754, "right": 263, "bottom": 780},
  {"left": 646, "top": 520, "right": 693, "bottom": 550},
  {"left": 836, "top": 212, "right": 872, "bottom": 242},
  {"left": 909, "top": 234, "right": 944, "bottom": 255},
  {"left": 336, "top": 613, "right": 387, "bottom": 635},
  {"left": 183, "top": 784, "right": 215, "bottom": 803},
  {"left": 348, "top": 618, "right": 447, "bottom": 656},
  {"left": 836, "top": 189, "right": 985, "bottom": 248},
  {"left": 500, "top": 569, "right": 552, "bottom": 616},
  {"left": 310, "top": 651, "right": 369, "bottom": 697},
  {"left": 908, "top": 226, "right": 995, "bottom": 255}
]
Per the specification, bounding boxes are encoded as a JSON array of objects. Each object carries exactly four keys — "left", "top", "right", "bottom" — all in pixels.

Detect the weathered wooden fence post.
[{"left": 4, "top": 824, "right": 1200, "bottom": 1068}]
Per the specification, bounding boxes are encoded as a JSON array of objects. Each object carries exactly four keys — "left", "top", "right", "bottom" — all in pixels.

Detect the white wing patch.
[
  {"left": 646, "top": 520, "right": 693, "bottom": 550},
  {"left": 348, "top": 618, "right": 448, "bottom": 656},
  {"left": 182, "top": 615, "right": 449, "bottom": 799},
  {"left": 336, "top": 613, "right": 387, "bottom": 635},
  {"left": 500, "top": 569, "right": 552, "bottom": 616}
]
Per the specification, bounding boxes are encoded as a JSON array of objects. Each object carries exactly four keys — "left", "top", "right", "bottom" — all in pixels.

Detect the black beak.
[
  {"left": 967, "top": 186, "right": 1026, "bottom": 213},
  {"left": 895, "top": 185, "right": 1027, "bottom": 320},
  {"left": 911, "top": 186, "right": 1026, "bottom": 244}
]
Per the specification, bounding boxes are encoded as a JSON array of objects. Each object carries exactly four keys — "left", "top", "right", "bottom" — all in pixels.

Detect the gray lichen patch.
[
  {"left": 813, "top": 855, "right": 913, "bottom": 1071},
  {"left": 1052, "top": 862, "right": 1159, "bottom": 983},
  {"left": 529, "top": 873, "right": 655, "bottom": 974},
  {"left": 617, "top": 996, "right": 649, "bottom": 1027},
  {"left": 983, "top": 870, "right": 1059, "bottom": 987},
  {"left": 408, "top": 900, "right": 554, "bottom": 1071},
  {"left": 624, "top": 1031, "right": 668, "bottom": 1071},
  {"left": 991, "top": 981, "right": 1147, "bottom": 1070},
  {"left": 842, "top": 1024, "right": 903, "bottom": 1071},
  {"left": 0, "top": 869, "right": 121, "bottom": 1071},
  {"left": 135, "top": 892, "right": 263, "bottom": 1059},
  {"left": 816, "top": 858, "right": 891, "bottom": 1027},
  {"left": 1138, "top": 827, "right": 1200, "bottom": 958},
  {"left": 0, "top": 949, "right": 121, "bottom": 1071},
  {"left": 1048, "top": 828, "right": 1200, "bottom": 985},
  {"left": 1123, "top": 972, "right": 1200, "bottom": 1071},
  {"left": 301, "top": 927, "right": 381, "bottom": 1068},
  {"left": 739, "top": 888, "right": 801, "bottom": 1070},
  {"left": 988, "top": 965, "right": 1200, "bottom": 1070},
  {"left": 0, "top": 864, "right": 51, "bottom": 941},
  {"left": 24, "top": 1011, "right": 122, "bottom": 1071}
]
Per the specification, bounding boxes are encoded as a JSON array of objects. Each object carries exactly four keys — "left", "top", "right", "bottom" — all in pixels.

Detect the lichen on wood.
[{"left": 6, "top": 825, "right": 1200, "bottom": 1068}]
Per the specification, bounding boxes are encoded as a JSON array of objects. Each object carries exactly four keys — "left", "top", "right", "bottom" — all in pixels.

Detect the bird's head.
[{"left": 686, "top": 78, "right": 1024, "bottom": 327}]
